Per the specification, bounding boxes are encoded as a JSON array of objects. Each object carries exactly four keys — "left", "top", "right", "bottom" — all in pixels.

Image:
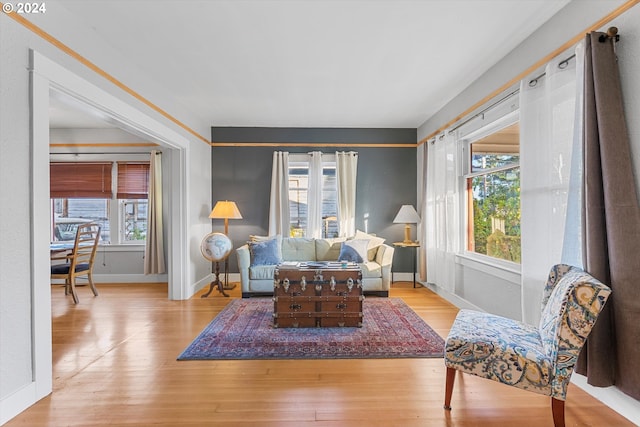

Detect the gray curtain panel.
[{"left": 576, "top": 31, "right": 640, "bottom": 400}]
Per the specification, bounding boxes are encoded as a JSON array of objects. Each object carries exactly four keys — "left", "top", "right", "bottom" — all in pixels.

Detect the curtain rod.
[
  {"left": 426, "top": 26, "right": 622, "bottom": 145},
  {"left": 529, "top": 27, "right": 618, "bottom": 88}
]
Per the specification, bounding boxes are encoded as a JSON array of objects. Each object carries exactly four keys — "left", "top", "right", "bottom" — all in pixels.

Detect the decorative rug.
[{"left": 178, "top": 298, "right": 445, "bottom": 360}]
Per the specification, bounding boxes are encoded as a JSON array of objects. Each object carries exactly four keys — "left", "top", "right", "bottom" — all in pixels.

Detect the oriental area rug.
[{"left": 178, "top": 298, "right": 445, "bottom": 360}]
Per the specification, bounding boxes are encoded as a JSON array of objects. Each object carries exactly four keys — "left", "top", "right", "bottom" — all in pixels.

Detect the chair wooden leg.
[
  {"left": 88, "top": 272, "right": 99, "bottom": 296},
  {"left": 64, "top": 279, "right": 70, "bottom": 295},
  {"left": 444, "top": 366, "right": 456, "bottom": 410},
  {"left": 69, "top": 277, "right": 79, "bottom": 304},
  {"left": 551, "top": 397, "right": 565, "bottom": 427}
]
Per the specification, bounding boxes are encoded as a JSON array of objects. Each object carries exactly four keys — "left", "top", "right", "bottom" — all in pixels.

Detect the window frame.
[
  {"left": 461, "top": 110, "right": 521, "bottom": 267},
  {"left": 50, "top": 154, "right": 150, "bottom": 246},
  {"left": 287, "top": 153, "right": 338, "bottom": 238}
]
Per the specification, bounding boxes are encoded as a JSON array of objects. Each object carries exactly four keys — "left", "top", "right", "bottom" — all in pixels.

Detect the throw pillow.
[
  {"left": 354, "top": 230, "right": 386, "bottom": 261},
  {"left": 249, "top": 238, "right": 282, "bottom": 266},
  {"left": 338, "top": 239, "right": 369, "bottom": 263},
  {"left": 249, "top": 234, "right": 282, "bottom": 260}
]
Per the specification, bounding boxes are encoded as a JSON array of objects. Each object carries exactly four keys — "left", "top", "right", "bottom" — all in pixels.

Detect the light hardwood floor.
[{"left": 6, "top": 282, "right": 632, "bottom": 426}]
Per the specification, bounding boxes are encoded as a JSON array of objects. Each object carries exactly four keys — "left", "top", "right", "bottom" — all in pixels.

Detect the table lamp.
[{"left": 393, "top": 204, "right": 420, "bottom": 243}]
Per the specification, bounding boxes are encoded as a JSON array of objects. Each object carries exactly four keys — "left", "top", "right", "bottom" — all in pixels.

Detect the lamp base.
[
  {"left": 403, "top": 224, "right": 413, "bottom": 244},
  {"left": 223, "top": 282, "right": 237, "bottom": 290}
]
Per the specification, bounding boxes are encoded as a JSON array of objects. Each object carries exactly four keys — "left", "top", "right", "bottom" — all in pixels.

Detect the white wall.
[
  {"left": 0, "top": 4, "right": 212, "bottom": 424},
  {"left": 417, "top": 1, "right": 640, "bottom": 423}
]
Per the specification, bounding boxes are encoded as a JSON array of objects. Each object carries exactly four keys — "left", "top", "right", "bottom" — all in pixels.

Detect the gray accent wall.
[{"left": 211, "top": 127, "right": 417, "bottom": 273}]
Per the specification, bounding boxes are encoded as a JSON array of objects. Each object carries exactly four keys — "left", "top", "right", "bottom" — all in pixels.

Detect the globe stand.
[
  {"left": 201, "top": 261, "right": 228, "bottom": 298},
  {"left": 221, "top": 259, "right": 236, "bottom": 291},
  {"left": 200, "top": 232, "right": 233, "bottom": 298}
]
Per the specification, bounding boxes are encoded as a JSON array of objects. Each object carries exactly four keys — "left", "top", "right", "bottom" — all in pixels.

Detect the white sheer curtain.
[
  {"left": 520, "top": 43, "right": 584, "bottom": 324},
  {"left": 144, "top": 150, "right": 166, "bottom": 274},
  {"left": 419, "top": 143, "right": 428, "bottom": 281},
  {"left": 425, "top": 131, "right": 460, "bottom": 292},
  {"left": 306, "top": 151, "right": 323, "bottom": 238},
  {"left": 268, "top": 151, "right": 290, "bottom": 236},
  {"left": 335, "top": 151, "right": 358, "bottom": 237}
]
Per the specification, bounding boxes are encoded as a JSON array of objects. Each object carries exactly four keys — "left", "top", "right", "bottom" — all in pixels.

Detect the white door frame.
[{"left": 28, "top": 50, "right": 191, "bottom": 403}]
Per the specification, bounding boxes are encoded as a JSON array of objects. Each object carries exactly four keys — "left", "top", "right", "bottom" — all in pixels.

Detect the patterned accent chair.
[{"left": 443, "top": 264, "right": 611, "bottom": 427}]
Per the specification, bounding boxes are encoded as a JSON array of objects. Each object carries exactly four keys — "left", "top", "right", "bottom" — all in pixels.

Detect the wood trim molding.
[
  {"left": 50, "top": 143, "right": 158, "bottom": 148},
  {"left": 2, "top": 4, "right": 211, "bottom": 145},
  {"left": 212, "top": 142, "right": 417, "bottom": 148},
  {"left": 418, "top": 0, "right": 640, "bottom": 146}
]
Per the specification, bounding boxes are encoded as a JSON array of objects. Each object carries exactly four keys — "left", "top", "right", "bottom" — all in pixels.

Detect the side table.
[{"left": 392, "top": 242, "right": 421, "bottom": 288}]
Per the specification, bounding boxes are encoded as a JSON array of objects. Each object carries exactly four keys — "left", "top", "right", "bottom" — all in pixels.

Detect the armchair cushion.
[{"left": 445, "top": 309, "right": 553, "bottom": 396}]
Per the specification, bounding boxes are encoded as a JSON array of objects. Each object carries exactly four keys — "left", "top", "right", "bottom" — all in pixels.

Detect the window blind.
[
  {"left": 50, "top": 162, "right": 113, "bottom": 198},
  {"left": 117, "top": 162, "right": 150, "bottom": 199}
]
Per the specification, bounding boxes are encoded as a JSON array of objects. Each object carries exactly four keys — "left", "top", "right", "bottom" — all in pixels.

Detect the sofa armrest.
[
  {"left": 236, "top": 244, "right": 251, "bottom": 293},
  {"left": 375, "top": 244, "right": 395, "bottom": 290}
]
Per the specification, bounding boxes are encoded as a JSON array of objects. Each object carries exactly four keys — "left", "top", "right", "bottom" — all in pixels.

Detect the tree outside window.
[{"left": 466, "top": 122, "right": 521, "bottom": 263}]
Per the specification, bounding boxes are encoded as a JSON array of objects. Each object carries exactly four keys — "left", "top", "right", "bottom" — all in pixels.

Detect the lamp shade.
[
  {"left": 393, "top": 205, "right": 420, "bottom": 224},
  {"left": 209, "top": 200, "right": 242, "bottom": 219}
]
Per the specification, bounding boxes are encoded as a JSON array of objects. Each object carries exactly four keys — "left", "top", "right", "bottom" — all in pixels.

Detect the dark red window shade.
[
  {"left": 117, "top": 162, "right": 150, "bottom": 199},
  {"left": 50, "top": 162, "right": 113, "bottom": 198}
]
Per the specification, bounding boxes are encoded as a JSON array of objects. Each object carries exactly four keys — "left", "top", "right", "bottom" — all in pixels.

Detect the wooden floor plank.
[{"left": 5, "top": 282, "right": 632, "bottom": 426}]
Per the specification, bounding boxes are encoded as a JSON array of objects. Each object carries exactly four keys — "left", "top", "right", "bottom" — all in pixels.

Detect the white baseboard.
[
  {"left": 94, "top": 274, "right": 167, "bottom": 283},
  {"left": 420, "top": 281, "right": 484, "bottom": 312},
  {"left": 189, "top": 273, "right": 215, "bottom": 297},
  {"left": 571, "top": 374, "right": 640, "bottom": 425},
  {"left": 0, "top": 382, "right": 44, "bottom": 426}
]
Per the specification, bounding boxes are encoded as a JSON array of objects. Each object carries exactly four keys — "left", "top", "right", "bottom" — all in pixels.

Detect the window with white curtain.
[
  {"left": 461, "top": 110, "right": 521, "bottom": 264},
  {"left": 50, "top": 160, "right": 150, "bottom": 244},
  {"left": 288, "top": 153, "right": 337, "bottom": 238}
]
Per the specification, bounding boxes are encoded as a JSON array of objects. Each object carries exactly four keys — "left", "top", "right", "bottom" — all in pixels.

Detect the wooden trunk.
[{"left": 273, "top": 265, "right": 363, "bottom": 328}]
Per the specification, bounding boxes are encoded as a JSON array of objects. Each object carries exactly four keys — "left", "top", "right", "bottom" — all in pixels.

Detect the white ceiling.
[{"left": 51, "top": 0, "right": 571, "bottom": 131}]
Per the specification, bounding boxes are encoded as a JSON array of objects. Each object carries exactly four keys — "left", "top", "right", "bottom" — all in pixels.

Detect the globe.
[{"left": 200, "top": 232, "right": 233, "bottom": 262}]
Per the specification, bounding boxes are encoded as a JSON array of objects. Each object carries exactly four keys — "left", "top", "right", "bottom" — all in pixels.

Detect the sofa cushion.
[
  {"left": 354, "top": 230, "right": 386, "bottom": 261},
  {"left": 338, "top": 239, "right": 369, "bottom": 263},
  {"left": 315, "top": 237, "right": 346, "bottom": 261},
  {"left": 282, "top": 237, "right": 316, "bottom": 261},
  {"left": 249, "top": 238, "right": 281, "bottom": 266},
  {"left": 249, "top": 264, "right": 277, "bottom": 280}
]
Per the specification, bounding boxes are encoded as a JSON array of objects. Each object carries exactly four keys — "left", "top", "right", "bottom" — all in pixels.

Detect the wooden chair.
[
  {"left": 443, "top": 264, "right": 611, "bottom": 427},
  {"left": 51, "top": 222, "right": 101, "bottom": 304}
]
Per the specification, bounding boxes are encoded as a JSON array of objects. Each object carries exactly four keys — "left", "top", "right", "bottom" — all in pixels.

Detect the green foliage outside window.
[{"left": 470, "top": 164, "right": 521, "bottom": 263}]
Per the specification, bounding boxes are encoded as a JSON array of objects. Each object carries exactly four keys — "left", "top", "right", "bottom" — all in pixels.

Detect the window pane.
[
  {"left": 121, "top": 199, "right": 148, "bottom": 242},
  {"left": 470, "top": 123, "right": 519, "bottom": 173},
  {"left": 52, "top": 198, "right": 110, "bottom": 242},
  {"left": 468, "top": 168, "right": 520, "bottom": 262},
  {"left": 289, "top": 164, "right": 308, "bottom": 237},
  {"left": 321, "top": 165, "right": 338, "bottom": 238},
  {"left": 288, "top": 160, "right": 338, "bottom": 238}
]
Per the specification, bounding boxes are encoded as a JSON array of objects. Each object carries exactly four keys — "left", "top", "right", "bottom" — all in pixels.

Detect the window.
[
  {"left": 464, "top": 120, "right": 521, "bottom": 263},
  {"left": 50, "top": 161, "right": 149, "bottom": 244},
  {"left": 116, "top": 162, "right": 149, "bottom": 243},
  {"left": 288, "top": 155, "right": 338, "bottom": 238}
]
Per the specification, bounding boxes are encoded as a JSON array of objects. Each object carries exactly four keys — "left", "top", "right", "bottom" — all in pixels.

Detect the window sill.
[
  {"left": 98, "top": 244, "right": 145, "bottom": 252},
  {"left": 456, "top": 252, "right": 521, "bottom": 284}
]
